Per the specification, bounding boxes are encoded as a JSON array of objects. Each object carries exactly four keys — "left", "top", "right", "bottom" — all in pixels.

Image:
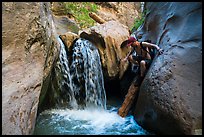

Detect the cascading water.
[
  {"left": 70, "top": 38, "right": 106, "bottom": 109},
  {"left": 54, "top": 37, "right": 106, "bottom": 110},
  {"left": 34, "top": 37, "right": 151, "bottom": 135}
]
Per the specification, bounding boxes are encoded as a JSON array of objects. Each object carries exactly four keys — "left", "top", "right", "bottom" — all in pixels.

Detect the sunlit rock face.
[
  {"left": 60, "top": 32, "right": 79, "bottom": 50},
  {"left": 2, "top": 2, "right": 59, "bottom": 135},
  {"left": 79, "top": 20, "right": 131, "bottom": 81},
  {"left": 133, "top": 2, "right": 202, "bottom": 135}
]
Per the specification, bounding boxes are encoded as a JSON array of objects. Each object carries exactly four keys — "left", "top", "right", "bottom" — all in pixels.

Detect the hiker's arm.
[
  {"left": 142, "top": 41, "right": 163, "bottom": 55},
  {"left": 141, "top": 42, "right": 160, "bottom": 50},
  {"left": 123, "top": 48, "right": 134, "bottom": 61}
]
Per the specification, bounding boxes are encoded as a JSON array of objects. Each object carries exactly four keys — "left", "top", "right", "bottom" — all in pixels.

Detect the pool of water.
[{"left": 34, "top": 97, "right": 151, "bottom": 135}]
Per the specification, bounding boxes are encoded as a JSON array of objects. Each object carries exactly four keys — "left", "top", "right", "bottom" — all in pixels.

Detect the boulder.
[
  {"left": 79, "top": 20, "right": 131, "bottom": 81},
  {"left": 2, "top": 2, "right": 59, "bottom": 135},
  {"left": 133, "top": 2, "right": 202, "bottom": 135},
  {"left": 52, "top": 15, "right": 79, "bottom": 35},
  {"left": 59, "top": 32, "right": 79, "bottom": 50},
  {"left": 50, "top": 2, "right": 79, "bottom": 35}
]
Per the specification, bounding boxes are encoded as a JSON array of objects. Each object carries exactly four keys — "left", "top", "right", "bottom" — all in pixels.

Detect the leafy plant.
[
  {"left": 131, "top": 9, "right": 148, "bottom": 32},
  {"left": 62, "top": 2, "right": 99, "bottom": 29}
]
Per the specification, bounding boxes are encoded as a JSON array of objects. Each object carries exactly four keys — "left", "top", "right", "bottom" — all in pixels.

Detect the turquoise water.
[{"left": 34, "top": 97, "right": 150, "bottom": 135}]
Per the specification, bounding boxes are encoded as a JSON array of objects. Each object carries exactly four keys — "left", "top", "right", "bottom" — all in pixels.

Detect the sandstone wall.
[
  {"left": 2, "top": 2, "right": 59, "bottom": 135},
  {"left": 133, "top": 2, "right": 202, "bottom": 135}
]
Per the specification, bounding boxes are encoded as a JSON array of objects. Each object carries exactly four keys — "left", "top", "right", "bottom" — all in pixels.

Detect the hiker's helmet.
[{"left": 127, "top": 37, "right": 136, "bottom": 47}]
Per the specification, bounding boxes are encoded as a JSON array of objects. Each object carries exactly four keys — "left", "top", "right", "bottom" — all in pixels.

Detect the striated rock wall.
[
  {"left": 133, "top": 2, "right": 202, "bottom": 135},
  {"left": 96, "top": 2, "right": 140, "bottom": 29},
  {"left": 2, "top": 2, "right": 59, "bottom": 135}
]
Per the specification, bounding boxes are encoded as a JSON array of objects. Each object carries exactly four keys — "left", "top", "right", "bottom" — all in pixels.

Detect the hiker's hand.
[
  {"left": 122, "top": 58, "right": 128, "bottom": 62},
  {"left": 158, "top": 48, "right": 164, "bottom": 55}
]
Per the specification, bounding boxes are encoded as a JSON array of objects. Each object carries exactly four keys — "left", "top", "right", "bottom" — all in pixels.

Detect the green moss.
[{"left": 62, "top": 2, "right": 99, "bottom": 29}]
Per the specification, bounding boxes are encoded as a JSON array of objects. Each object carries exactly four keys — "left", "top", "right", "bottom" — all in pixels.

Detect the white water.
[{"left": 34, "top": 102, "right": 150, "bottom": 135}]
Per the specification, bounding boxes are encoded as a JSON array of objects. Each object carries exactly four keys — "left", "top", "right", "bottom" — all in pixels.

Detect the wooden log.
[
  {"left": 118, "top": 83, "right": 139, "bottom": 117},
  {"left": 89, "top": 12, "right": 106, "bottom": 24}
]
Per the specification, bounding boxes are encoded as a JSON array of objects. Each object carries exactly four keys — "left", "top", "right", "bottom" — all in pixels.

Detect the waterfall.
[
  {"left": 34, "top": 37, "right": 150, "bottom": 135},
  {"left": 140, "top": 2, "right": 145, "bottom": 13},
  {"left": 55, "top": 37, "right": 106, "bottom": 110}
]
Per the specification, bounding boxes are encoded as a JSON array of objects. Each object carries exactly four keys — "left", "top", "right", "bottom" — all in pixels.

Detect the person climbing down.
[{"left": 122, "top": 36, "right": 163, "bottom": 85}]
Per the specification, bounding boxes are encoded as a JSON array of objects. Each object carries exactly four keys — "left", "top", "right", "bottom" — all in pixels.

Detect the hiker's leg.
[
  {"left": 134, "top": 60, "right": 145, "bottom": 86},
  {"left": 128, "top": 55, "right": 138, "bottom": 64},
  {"left": 140, "top": 60, "right": 146, "bottom": 77}
]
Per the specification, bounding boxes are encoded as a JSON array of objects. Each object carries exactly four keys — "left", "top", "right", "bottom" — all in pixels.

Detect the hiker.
[{"left": 122, "top": 36, "right": 163, "bottom": 83}]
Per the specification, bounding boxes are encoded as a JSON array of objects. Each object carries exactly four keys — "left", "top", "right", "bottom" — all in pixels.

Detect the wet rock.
[
  {"left": 133, "top": 2, "right": 202, "bottom": 135},
  {"left": 2, "top": 2, "right": 59, "bottom": 135}
]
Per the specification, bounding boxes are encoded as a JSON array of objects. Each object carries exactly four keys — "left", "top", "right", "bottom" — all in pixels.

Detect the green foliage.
[
  {"left": 131, "top": 10, "right": 148, "bottom": 32},
  {"left": 62, "top": 2, "right": 99, "bottom": 29},
  {"left": 133, "top": 13, "right": 145, "bottom": 29}
]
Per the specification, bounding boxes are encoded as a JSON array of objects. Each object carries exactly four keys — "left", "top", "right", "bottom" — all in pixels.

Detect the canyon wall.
[{"left": 133, "top": 2, "right": 202, "bottom": 135}]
